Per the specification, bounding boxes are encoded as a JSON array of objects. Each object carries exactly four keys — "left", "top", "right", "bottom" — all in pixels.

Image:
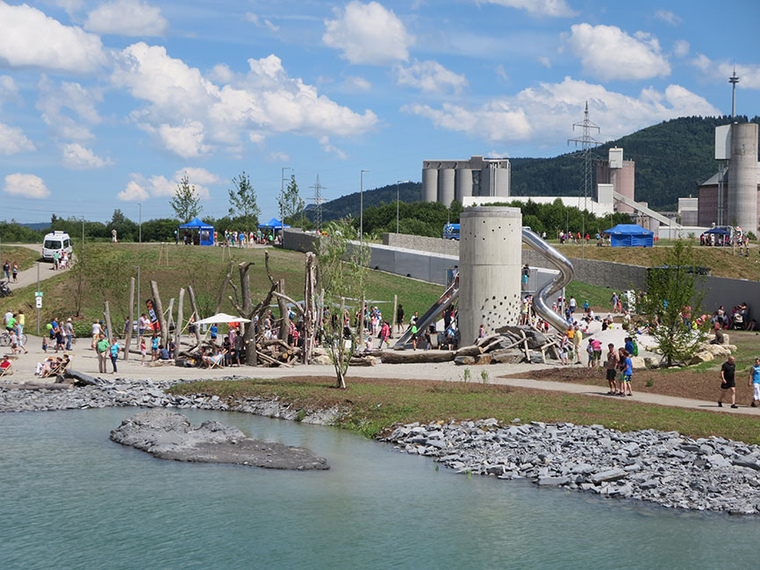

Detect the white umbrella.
[{"left": 194, "top": 313, "right": 251, "bottom": 325}]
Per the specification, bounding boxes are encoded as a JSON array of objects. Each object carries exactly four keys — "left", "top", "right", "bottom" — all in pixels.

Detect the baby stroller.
[{"left": 0, "top": 280, "right": 12, "bottom": 298}]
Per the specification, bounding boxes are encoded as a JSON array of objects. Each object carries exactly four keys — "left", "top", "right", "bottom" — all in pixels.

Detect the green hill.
[{"left": 313, "top": 115, "right": 760, "bottom": 219}]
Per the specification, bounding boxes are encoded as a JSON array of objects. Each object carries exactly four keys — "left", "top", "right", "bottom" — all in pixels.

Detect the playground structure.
[{"left": 394, "top": 206, "right": 573, "bottom": 348}]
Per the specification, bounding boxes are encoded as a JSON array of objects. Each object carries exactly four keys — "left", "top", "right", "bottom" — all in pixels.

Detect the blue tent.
[
  {"left": 604, "top": 224, "right": 654, "bottom": 247},
  {"left": 178, "top": 218, "right": 214, "bottom": 246},
  {"left": 703, "top": 227, "right": 729, "bottom": 235},
  {"left": 257, "top": 217, "right": 291, "bottom": 230}
]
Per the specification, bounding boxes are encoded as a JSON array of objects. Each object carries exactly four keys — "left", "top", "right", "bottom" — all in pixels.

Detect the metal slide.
[
  {"left": 521, "top": 227, "right": 574, "bottom": 333},
  {"left": 393, "top": 279, "right": 458, "bottom": 348}
]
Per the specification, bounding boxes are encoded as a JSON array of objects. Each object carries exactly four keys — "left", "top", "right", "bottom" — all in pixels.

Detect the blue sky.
[{"left": 0, "top": 0, "right": 758, "bottom": 223}]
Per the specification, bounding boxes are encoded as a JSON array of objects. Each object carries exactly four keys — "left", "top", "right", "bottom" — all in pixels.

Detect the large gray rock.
[{"left": 110, "top": 410, "right": 329, "bottom": 470}]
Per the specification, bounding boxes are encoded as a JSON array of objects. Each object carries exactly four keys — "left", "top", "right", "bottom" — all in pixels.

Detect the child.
[
  {"left": 140, "top": 337, "right": 147, "bottom": 366},
  {"left": 619, "top": 348, "right": 633, "bottom": 396},
  {"left": 42, "top": 336, "right": 48, "bottom": 353}
]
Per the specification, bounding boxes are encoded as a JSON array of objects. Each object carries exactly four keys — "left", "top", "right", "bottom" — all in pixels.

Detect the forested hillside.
[{"left": 312, "top": 115, "right": 760, "bottom": 220}]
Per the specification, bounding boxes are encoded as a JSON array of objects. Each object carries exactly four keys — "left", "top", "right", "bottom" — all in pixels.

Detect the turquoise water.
[{"left": 1, "top": 408, "right": 759, "bottom": 569}]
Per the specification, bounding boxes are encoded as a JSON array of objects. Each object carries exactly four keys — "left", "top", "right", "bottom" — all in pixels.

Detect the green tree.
[
  {"left": 228, "top": 171, "right": 260, "bottom": 231},
  {"left": 279, "top": 174, "right": 304, "bottom": 225},
  {"left": 317, "top": 219, "right": 368, "bottom": 389},
  {"left": 640, "top": 240, "right": 708, "bottom": 366},
  {"left": 170, "top": 174, "right": 202, "bottom": 223}
]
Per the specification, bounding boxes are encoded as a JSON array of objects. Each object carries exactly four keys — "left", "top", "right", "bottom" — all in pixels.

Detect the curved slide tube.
[
  {"left": 521, "top": 228, "right": 574, "bottom": 333},
  {"left": 393, "top": 279, "right": 458, "bottom": 349}
]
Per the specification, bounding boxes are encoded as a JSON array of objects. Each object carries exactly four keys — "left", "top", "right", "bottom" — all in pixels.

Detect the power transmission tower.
[
  {"left": 310, "top": 175, "right": 325, "bottom": 231},
  {"left": 568, "top": 101, "right": 602, "bottom": 210},
  {"left": 568, "top": 101, "right": 602, "bottom": 258}
]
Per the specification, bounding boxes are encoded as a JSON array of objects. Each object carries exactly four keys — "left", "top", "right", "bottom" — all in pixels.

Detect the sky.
[{"left": 0, "top": 0, "right": 758, "bottom": 224}]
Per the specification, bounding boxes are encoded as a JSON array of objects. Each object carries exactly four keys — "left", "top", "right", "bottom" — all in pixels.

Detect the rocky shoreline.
[{"left": 3, "top": 379, "right": 760, "bottom": 514}]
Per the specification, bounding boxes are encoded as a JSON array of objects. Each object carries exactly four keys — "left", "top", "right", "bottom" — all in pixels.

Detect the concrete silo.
[
  {"left": 421, "top": 163, "right": 438, "bottom": 203},
  {"left": 458, "top": 206, "right": 522, "bottom": 345},
  {"left": 728, "top": 122, "right": 759, "bottom": 232},
  {"left": 438, "top": 166, "right": 456, "bottom": 207},
  {"left": 455, "top": 167, "right": 473, "bottom": 202}
]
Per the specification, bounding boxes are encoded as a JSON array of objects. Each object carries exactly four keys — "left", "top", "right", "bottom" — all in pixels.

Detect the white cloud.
[
  {"left": 244, "top": 12, "right": 279, "bottom": 33},
  {"left": 37, "top": 76, "right": 103, "bottom": 140},
  {"left": 111, "top": 43, "right": 378, "bottom": 157},
  {"left": 0, "top": 123, "right": 35, "bottom": 155},
  {"left": 396, "top": 60, "right": 467, "bottom": 94},
  {"left": 319, "top": 136, "right": 348, "bottom": 160},
  {"left": 267, "top": 151, "right": 290, "bottom": 163},
  {"left": 323, "top": 1, "right": 414, "bottom": 65},
  {"left": 538, "top": 56, "right": 552, "bottom": 69},
  {"left": 478, "top": 0, "right": 576, "bottom": 18},
  {"left": 62, "top": 143, "right": 113, "bottom": 169},
  {"left": 495, "top": 65, "right": 509, "bottom": 82},
  {"left": 402, "top": 77, "right": 720, "bottom": 145},
  {"left": 0, "top": 75, "right": 19, "bottom": 104},
  {"left": 54, "top": 0, "right": 84, "bottom": 17},
  {"left": 85, "top": 0, "right": 168, "bottom": 36},
  {"left": 567, "top": 23, "right": 670, "bottom": 81},
  {"left": 691, "top": 55, "right": 760, "bottom": 90},
  {"left": 2, "top": 173, "right": 50, "bottom": 199},
  {"left": 673, "top": 40, "right": 689, "bottom": 57},
  {"left": 117, "top": 179, "right": 150, "bottom": 201},
  {"left": 118, "top": 168, "right": 218, "bottom": 202},
  {"left": 655, "top": 9, "right": 680, "bottom": 26},
  {"left": 343, "top": 75, "right": 372, "bottom": 92},
  {"left": 0, "top": 2, "right": 105, "bottom": 73}
]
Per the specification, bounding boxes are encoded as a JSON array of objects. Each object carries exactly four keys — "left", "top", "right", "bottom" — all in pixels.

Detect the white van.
[{"left": 42, "top": 231, "right": 73, "bottom": 262}]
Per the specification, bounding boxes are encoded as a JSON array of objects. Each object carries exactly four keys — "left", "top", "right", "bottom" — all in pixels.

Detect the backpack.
[{"left": 631, "top": 339, "right": 639, "bottom": 356}]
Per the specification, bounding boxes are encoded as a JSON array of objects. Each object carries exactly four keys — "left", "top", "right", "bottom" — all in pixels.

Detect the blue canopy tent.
[
  {"left": 703, "top": 227, "right": 729, "bottom": 235},
  {"left": 604, "top": 224, "right": 654, "bottom": 247},
  {"left": 178, "top": 218, "right": 214, "bottom": 246},
  {"left": 257, "top": 217, "right": 291, "bottom": 230}
]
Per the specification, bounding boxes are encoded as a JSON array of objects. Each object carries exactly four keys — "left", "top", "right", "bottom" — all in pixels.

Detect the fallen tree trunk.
[{"left": 381, "top": 350, "right": 455, "bottom": 364}]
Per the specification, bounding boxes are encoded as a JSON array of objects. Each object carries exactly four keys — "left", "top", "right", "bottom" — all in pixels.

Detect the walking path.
[
  {"left": 3, "top": 243, "right": 62, "bottom": 291},
  {"left": 2, "top": 333, "right": 755, "bottom": 417}
]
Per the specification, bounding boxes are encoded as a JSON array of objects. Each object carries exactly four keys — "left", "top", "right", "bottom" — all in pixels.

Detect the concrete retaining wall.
[{"left": 383, "top": 233, "right": 459, "bottom": 256}]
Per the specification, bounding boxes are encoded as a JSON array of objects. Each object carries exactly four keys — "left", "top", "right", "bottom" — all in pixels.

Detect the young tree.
[
  {"left": 170, "top": 174, "right": 202, "bottom": 223},
  {"left": 228, "top": 171, "right": 260, "bottom": 231},
  {"left": 640, "top": 240, "right": 708, "bottom": 366},
  {"left": 279, "top": 174, "right": 305, "bottom": 225},
  {"left": 317, "top": 219, "right": 368, "bottom": 389}
]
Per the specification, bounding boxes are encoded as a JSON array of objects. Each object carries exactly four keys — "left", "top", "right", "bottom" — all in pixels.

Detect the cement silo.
[
  {"left": 422, "top": 164, "right": 438, "bottom": 203},
  {"left": 438, "top": 167, "right": 456, "bottom": 207},
  {"left": 458, "top": 206, "right": 522, "bottom": 345},
  {"left": 728, "top": 122, "right": 759, "bottom": 232},
  {"left": 455, "top": 167, "right": 473, "bottom": 201}
]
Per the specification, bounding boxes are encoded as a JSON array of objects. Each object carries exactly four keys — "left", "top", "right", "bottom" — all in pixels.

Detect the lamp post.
[
  {"left": 138, "top": 202, "right": 142, "bottom": 243},
  {"left": 360, "top": 169, "right": 370, "bottom": 244},
  {"left": 281, "top": 167, "right": 293, "bottom": 247},
  {"left": 396, "top": 180, "right": 408, "bottom": 234}
]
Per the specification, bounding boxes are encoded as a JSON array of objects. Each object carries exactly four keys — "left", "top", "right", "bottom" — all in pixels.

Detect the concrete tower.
[
  {"left": 458, "top": 206, "right": 522, "bottom": 345},
  {"left": 728, "top": 122, "right": 760, "bottom": 232}
]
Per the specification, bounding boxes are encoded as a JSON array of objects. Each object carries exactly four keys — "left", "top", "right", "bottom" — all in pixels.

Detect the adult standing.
[
  {"left": 95, "top": 334, "right": 110, "bottom": 374},
  {"left": 109, "top": 339, "right": 121, "bottom": 373},
  {"left": 573, "top": 325, "right": 583, "bottom": 365},
  {"left": 12, "top": 261, "right": 18, "bottom": 282},
  {"left": 749, "top": 358, "right": 760, "bottom": 407},
  {"left": 91, "top": 320, "right": 102, "bottom": 350},
  {"left": 718, "top": 355, "right": 738, "bottom": 408},
  {"left": 605, "top": 343, "right": 619, "bottom": 395},
  {"left": 396, "top": 304, "right": 404, "bottom": 334},
  {"left": 64, "top": 318, "right": 75, "bottom": 350},
  {"left": 2, "top": 260, "right": 9, "bottom": 280},
  {"left": 569, "top": 296, "right": 577, "bottom": 315}
]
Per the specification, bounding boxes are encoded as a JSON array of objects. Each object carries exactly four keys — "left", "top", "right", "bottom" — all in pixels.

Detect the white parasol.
[{"left": 194, "top": 313, "right": 251, "bottom": 326}]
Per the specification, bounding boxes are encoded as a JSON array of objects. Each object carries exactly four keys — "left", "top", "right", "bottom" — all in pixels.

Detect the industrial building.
[
  {"left": 422, "top": 156, "right": 510, "bottom": 205},
  {"left": 697, "top": 122, "right": 760, "bottom": 231}
]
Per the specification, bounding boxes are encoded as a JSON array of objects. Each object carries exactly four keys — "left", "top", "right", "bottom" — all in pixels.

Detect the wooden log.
[
  {"left": 349, "top": 356, "right": 377, "bottom": 367},
  {"left": 103, "top": 300, "right": 114, "bottom": 344},
  {"left": 150, "top": 280, "right": 168, "bottom": 347},
  {"left": 175, "top": 287, "right": 185, "bottom": 355},
  {"left": 381, "top": 350, "right": 455, "bottom": 364},
  {"left": 455, "top": 345, "right": 483, "bottom": 358},
  {"left": 187, "top": 285, "right": 202, "bottom": 345},
  {"left": 277, "top": 278, "right": 289, "bottom": 342},
  {"left": 215, "top": 261, "right": 236, "bottom": 315}
]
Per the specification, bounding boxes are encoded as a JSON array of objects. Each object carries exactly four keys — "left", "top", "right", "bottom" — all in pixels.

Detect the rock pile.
[
  {"left": 111, "top": 409, "right": 329, "bottom": 470},
  {"left": 383, "top": 419, "right": 760, "bottom": 514}
]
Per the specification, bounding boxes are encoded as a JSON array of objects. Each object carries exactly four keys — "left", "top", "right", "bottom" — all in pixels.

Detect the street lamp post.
[
  {"left": 360, "top": 169, "right": 370, "bottom": 244},
  {"left": 281, "top": 167, "right": 293, "bottom": 247}
]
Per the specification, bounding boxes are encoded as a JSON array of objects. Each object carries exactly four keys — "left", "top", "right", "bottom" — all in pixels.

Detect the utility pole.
[
  {"left": 568, "top": 101, "right": 601, "bottom": 259},
  {"left": 281, "top": 166, "right": 293, "bottom": 247},
  {"left": 310, "top": 175, "right": 325, "bottom": 232}
]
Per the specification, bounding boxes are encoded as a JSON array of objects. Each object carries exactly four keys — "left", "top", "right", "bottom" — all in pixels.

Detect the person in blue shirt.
[
  {"left": 624, "top": 337, "right": 635, "bottom": 356},
  {"left": 749, "top": 357, "right": 760, "bottom": 407},
  {"left": 619, "top": 348, "right": 633, "bottom": 396},
  {"left": 210, "top": 324, "right": 218, "bottom": 344},
  {"left": 109, "top": 339, "right": 120, "bottom": 373}
]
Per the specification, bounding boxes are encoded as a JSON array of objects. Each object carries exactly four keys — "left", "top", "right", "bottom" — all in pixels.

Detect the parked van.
[
  {"left": 42, "top": 231, "right": 73, "bottom": 262},
  {"left": 442, "top": 223, "right": 460, "bottom": 240}
]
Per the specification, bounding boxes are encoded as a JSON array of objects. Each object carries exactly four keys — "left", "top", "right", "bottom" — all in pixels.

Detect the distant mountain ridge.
[{"left": 312, "top": 115, "right": 760, "bottom": 220}]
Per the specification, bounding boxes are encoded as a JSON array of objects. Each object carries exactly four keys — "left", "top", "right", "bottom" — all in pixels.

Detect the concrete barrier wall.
[{"left": 383, "top": 233, "right": 459, "bottom": 256}]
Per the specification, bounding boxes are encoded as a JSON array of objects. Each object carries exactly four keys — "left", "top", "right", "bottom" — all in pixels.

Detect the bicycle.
[{"left": 0, "top": 330, "right": 27, "bottom": 347}]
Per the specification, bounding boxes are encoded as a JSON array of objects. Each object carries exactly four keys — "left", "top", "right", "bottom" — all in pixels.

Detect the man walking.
[{"left": 718, "top": 355, "right": 738, "bottom": 408}]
